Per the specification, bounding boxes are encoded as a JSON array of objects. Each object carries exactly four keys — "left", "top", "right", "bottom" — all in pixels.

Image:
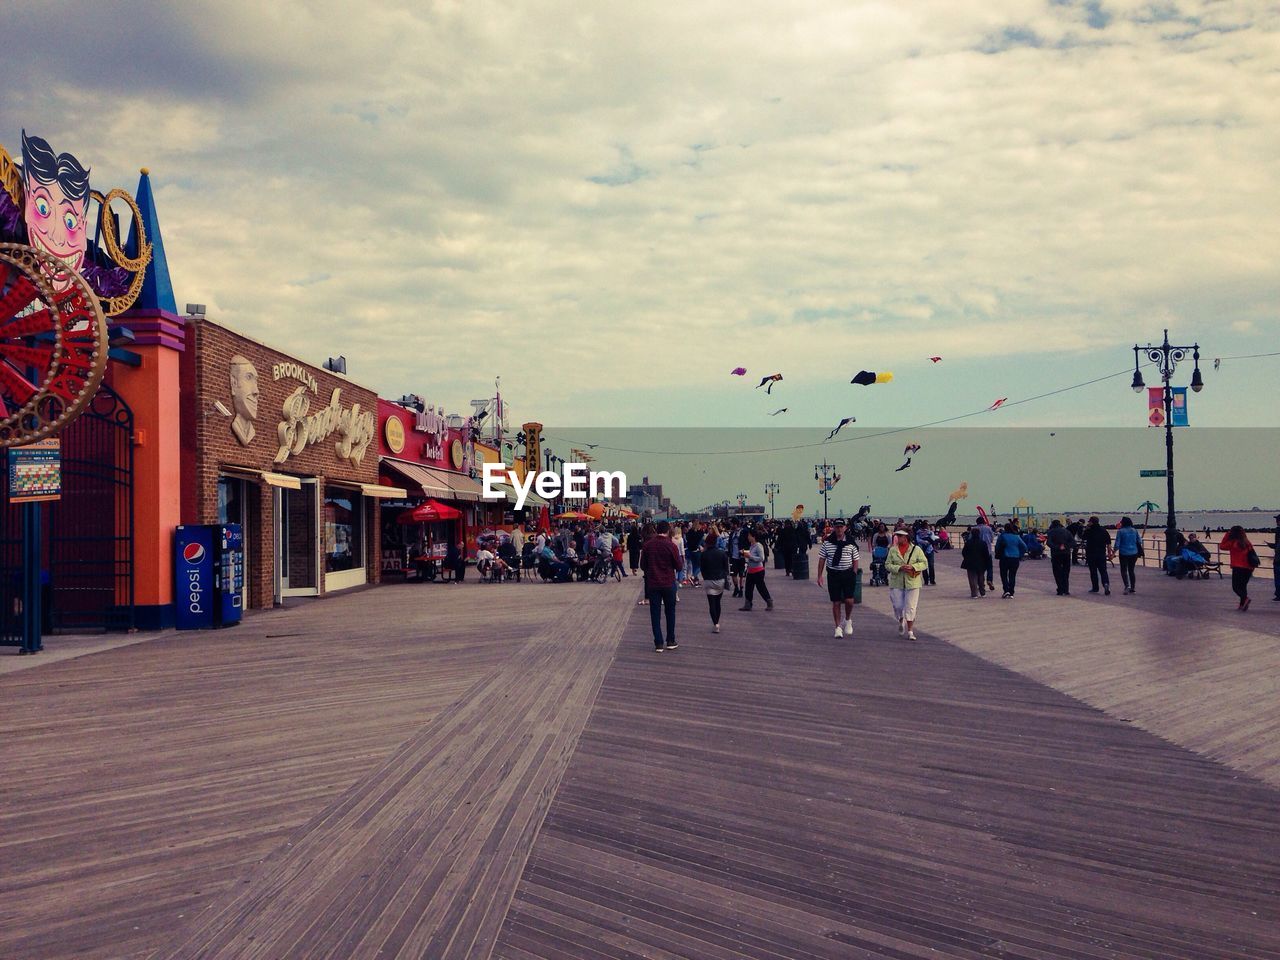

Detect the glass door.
[{"left": 276, "top": 479, "right": 318, "bottom": 597}]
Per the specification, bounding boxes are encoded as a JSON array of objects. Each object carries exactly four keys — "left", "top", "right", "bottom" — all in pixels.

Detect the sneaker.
[
  {"left": 766, "top": 602, "right": 774, "bottom": 611},
  {"left": 843, "top": 619, "right": 853, "bottom": 635},
  {"left": 1088, "top": 588, "right": 1099, "bottom": 594},
  {"left": 666, "top": 642, "right": 679, "bottom": 650},
  {"left": 1104, "top": 588, "right": 1110, "bottom": 596},
  {"left": 1242, "top": 597, "right": 1251, "bottom": 612},
  {"left": 654, "top": 644, "right": 665, "bottom": 652},
  {"left": 907, "top": 630, "right": 917, "bottom": 641},
  {"left": 898, "top": 618, "right": 905, "bottom": 636},
  {"left": 1001, "top": 592, "right": 1010, "bottom": 599},
  {"left": 834, "top": 624, "right": 845, "bottom": 638},
  {"left": 739, "top": 605, "right": 752, "bottom": 612},
  {"left": 713, "top": 623, "right": 720, "bottom": 633}
]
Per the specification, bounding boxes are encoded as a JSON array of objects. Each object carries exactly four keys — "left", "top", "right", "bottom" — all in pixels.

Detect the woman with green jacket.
[{"left": 885, "top": 528, "right": 928, "bottom": 640}]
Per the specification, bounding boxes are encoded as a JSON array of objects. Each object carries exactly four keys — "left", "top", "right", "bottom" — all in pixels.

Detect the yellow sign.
[
  {"left": 384, "top": 415, "right": 406, "bottom": 454},
  {"left": 450, "top": 438, "right": 464, "bottom": 470}
]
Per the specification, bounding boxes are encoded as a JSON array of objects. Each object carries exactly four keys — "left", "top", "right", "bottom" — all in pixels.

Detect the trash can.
[
  {"left": 773, "top": 543, "right": 785, "bottom": 569},
  {"left": 793, "top": 546, "right": 810, "bottom": 581},
  {"left": 853, "top": 568, "right": 863, "bottom": 604}
]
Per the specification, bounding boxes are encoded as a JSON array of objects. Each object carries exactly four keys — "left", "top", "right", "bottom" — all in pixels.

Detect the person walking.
[
  {"left": 740, "top": 529, "right": 774, "bottom": 611},
  {"left": 699, "top": 529, "right": 729, "bottom": 633},
  {"left": 728, "top": 521, "right": 745, "bottom": 598},
  {"left": 1270, "top": 513, "right": 1280, "bottom": 601},
  {"left": 778, "top": 520, "right": 796, "bottom": 577},
  {"left": 973, "top": 515, "right": 996, "bottom": 593},
  {"left": 816, "top": 518, "right": 859, "bottom": 636},
  {"left": 960, "top": 526, "right": 988, "bottom": 598},
  {"left": 640, "top": 520, "right": 684, "bottom": 650},
  {"left": 886, "top": 528, "right": 928, "bottom": 640},
  {"left": 995, "top": 521, "right": 1027, "bottom": 597},
  {"left": 1114, "top": 516, "right": 1141, "bottom": 594},
  {"left": 627, "top": 524, "right": 642, "bottom": 575},
  {"left": 685, "top": 521, "right": 705, "bottom": 585},
  {"left": 915, "top": 522, "right": 937, "bottom": 586},
  {"left": 1219, "top": 525, "right": 1259, "bottom": 611},
  {"left": 1046, "top": 519, "right": 1075, "bottom": 596},
  {"left": 1081, "top": 516, "right": 1113, "bottom": 596}
]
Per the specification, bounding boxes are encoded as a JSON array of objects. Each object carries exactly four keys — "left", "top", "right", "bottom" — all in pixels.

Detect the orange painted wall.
[{"left": 112, "top": 343, "right": 183, "bottom": 607}]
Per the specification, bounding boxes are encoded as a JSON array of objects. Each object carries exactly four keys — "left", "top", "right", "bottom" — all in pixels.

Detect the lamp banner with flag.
[{"left": 1170, "top": 387, "right": 1188, "bottom": 426}]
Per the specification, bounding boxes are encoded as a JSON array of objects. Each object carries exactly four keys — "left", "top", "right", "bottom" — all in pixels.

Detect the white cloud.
[{"left": 2, "top": 0, "right": 1277, "bottom": 426}]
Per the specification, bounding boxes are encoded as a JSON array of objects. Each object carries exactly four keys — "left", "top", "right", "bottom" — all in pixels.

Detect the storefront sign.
[
  {"left": 7, "top": 437, "right": 61, "bottom": 503},
  {"left": 384, "top": 414, "right": 406, "bottom": 454},
  {"left": 275, "top": 386, "right": 375, "bottom": 466},
  {"left": 450, "top": 438, "right": 464, "bottom": 470}
]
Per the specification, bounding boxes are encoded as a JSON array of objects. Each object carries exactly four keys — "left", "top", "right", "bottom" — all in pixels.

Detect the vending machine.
[{"left": 174, "top": 523, "right": 245, "bottom": 629}]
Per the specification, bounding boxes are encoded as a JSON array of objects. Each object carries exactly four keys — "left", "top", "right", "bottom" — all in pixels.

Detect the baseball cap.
[{"left": 893, "top": 528, "right": 909, "bottom": 537}]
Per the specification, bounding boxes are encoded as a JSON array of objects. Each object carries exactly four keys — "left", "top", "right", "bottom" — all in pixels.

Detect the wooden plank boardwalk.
[
  {"left": 887, "top": 549, "right": 1280, "bottom": 787},
  {"left": 2, "top": 559, "right": 1278, "bottom": 959},
  {"left": 0, "top": 580, "right": 629, "bottom": 960}
]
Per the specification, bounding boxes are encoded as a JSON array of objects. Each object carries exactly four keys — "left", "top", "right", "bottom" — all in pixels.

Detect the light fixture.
[
  {"left": 1131, "top": 350, "right": 1145, "bottom": 393},
  {"left": 1190, "top": 346, "right": 1204, "bottom": 392}
]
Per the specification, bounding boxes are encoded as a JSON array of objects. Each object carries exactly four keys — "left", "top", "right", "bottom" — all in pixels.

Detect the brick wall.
[{"left": 181, "top": 319, "right": 382, "bottom": 609}]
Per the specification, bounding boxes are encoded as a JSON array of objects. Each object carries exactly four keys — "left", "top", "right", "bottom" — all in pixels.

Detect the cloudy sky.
[{"left": 3, "top": 0, "right": 1277, "bottom": 436}]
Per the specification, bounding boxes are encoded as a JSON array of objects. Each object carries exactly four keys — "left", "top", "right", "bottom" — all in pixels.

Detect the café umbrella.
[{"left": 397, "top": 499, "right": 462, "bottom": 524}]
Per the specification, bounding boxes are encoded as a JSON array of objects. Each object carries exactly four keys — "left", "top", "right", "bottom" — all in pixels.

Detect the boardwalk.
[{"left": 2, "top": 555, "right": 1278, "bottom": 959}]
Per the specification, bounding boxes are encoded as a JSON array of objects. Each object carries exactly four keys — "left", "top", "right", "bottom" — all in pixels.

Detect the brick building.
[{"left": 179, "top": 319, "right": 402, "bottom": 610}]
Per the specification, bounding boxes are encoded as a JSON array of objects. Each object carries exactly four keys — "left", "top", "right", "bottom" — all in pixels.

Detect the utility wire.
[{"left": 547, "top": 367, "right": 1142, "bottom": 456}]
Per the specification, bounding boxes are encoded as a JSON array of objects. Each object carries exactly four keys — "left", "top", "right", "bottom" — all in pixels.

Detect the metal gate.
[{"left": 1, "top": 383, "right": 134, "bottom": 644}]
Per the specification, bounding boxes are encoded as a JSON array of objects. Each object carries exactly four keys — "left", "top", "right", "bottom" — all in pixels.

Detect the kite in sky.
[
  {"left": 825, "top": 416, "right": 856, "bottom": 441},
  {"left": 769, "top": 408, "right": 788, "bottom": 416},
  {"left": 895, "top": 458, "right": 912, "bottom": 472},
  {"left": 731, "top": 367, "right": 747, "bottom": 376},
  {"left": 850, "top": 370, "right": 893, "bottom": 386},
  {"left": 947, "top": 482, "right": 969, "bottom": 501},
  {"left": 936, "top": 501, "right": 958, "bottom": 528},
  {"left": 1214, "top": 358, "right": 1221, "bottom": 370},
  {"left": 903, "top": 443, "right": 921, "bottom": 456},
  {"left": 1049, "top": 432, "right": 1056, "bottom": 437},
  {"left": 929, "top": 356, "right": 943, "bottom": 363},
  {"left": 988, "top": 397, "right": 1008, "bottom": 411},
  {"left": 756, "top": 373, "right": 783, "bottom": 393}
]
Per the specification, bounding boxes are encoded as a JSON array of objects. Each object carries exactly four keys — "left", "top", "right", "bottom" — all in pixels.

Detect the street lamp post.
[
  {"left": 814, "top": 460, "right": 837, "bottom": 520},
  {"left": 1131, "top": 329, "right": 1203, "bottom": 560},
  {"left": 764, "top": 482, "right": 780, "bottom": 519}
]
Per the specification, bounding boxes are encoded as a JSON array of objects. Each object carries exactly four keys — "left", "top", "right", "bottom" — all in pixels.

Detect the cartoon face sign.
[{"left": 21, "top": 131, "right": 90, "bottom": 290}]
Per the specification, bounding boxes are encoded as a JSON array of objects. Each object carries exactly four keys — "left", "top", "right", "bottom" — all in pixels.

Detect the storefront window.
[{"left": 323, "top": 486, "right": 363, "bottom": 573}]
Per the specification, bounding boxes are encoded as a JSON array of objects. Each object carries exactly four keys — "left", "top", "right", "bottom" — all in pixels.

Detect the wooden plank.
[{"left": 492, "top": 563, "right": 1280, "bottom": 960}]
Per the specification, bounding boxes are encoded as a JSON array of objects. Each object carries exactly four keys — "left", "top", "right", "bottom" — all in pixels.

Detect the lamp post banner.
[{"left": 1170, "top": 387, "right": 1189, "bottom": 427}]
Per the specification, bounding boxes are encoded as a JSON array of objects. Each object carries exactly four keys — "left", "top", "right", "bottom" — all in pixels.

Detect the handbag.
[
  {"left": 1136, "top": 542, "right": 1145, "bottom": 558},
  {"left": 1246, "top": 548, "right": 1261, "bottom": 568}
]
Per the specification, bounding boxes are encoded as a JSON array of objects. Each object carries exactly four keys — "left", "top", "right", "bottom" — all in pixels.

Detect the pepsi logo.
[{"left": 183, "top": 542, "right": 206, "bottom": 564}]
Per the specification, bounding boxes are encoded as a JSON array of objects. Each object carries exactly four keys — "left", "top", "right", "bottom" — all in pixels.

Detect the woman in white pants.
[{"left": 885, "top": 528, "right": 928, "bottom": 640}]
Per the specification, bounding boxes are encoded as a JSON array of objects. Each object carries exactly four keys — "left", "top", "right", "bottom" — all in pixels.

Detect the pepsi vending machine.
[{"left": 174, "top": 524, "right": 244, "bottom": 629}]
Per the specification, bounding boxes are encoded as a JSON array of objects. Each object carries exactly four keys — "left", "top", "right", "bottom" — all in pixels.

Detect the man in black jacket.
[
  {"left": 1047, "top": 520, "right": 1075, "bottom": 596},
  {"left": 1081, "top": 516, "right": 1112, "bottom": 595}
]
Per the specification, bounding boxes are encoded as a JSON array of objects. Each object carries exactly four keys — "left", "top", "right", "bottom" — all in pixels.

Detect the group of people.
[{"left": 636, "top": 519, "right": 777, "bottom": 652}]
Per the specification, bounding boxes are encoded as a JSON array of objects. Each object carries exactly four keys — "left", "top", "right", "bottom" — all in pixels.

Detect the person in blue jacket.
[
  {"left": 1113, "top": 517, "right": 1142, "bottom": 594},
  {"left": 996, "top": 521, "right": 1028, "bottom": 598}
]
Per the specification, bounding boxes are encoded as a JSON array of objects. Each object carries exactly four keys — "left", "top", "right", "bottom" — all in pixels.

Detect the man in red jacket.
[{"left": 640, "top": 520, "right": 684, "bottom": 651}]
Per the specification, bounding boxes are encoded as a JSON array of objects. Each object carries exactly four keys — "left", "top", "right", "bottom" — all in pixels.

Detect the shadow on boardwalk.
[{"left": 2, "top": 564, "right": 1278, "bottom": 959}]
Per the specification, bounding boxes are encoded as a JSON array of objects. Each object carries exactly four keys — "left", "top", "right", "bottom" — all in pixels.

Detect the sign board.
[
  {"left": 7, "top": 437, "right": 61, "bottom": 502},
  {"left": 1139, "top": 469, "right": 1167, "bottom": 478}
]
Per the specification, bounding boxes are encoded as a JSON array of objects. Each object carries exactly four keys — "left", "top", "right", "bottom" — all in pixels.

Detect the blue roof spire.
[{"left": 126, "top": 167, "right": 177, "bottom": 313}]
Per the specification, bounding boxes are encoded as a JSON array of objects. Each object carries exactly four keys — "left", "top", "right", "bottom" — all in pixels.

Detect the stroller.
[{"left": 869, "top": 544, "right": 889, "bottom": 586}]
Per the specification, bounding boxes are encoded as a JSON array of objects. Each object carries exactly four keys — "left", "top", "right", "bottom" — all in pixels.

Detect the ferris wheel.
[{"left": 0, "top": 242, "right": 108, "bottom": 448}]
